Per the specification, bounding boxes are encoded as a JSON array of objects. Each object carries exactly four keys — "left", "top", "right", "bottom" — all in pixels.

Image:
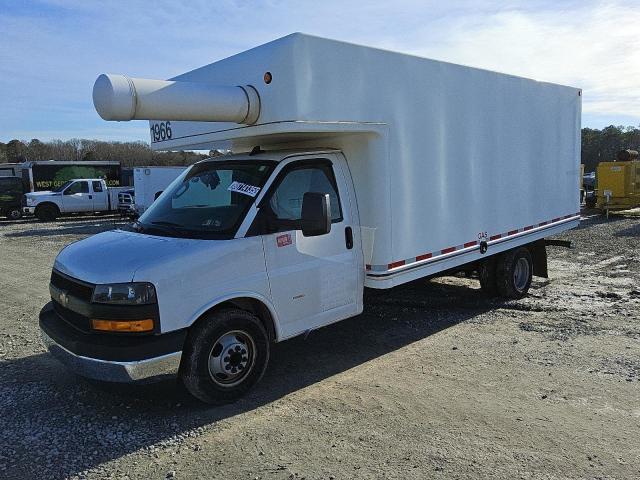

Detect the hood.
[
  {"left": 54, "top": 229, "right": 191, "bottom": 284},
  {"left": 26, "top": 191, "right": 61, "bottom": 197}
]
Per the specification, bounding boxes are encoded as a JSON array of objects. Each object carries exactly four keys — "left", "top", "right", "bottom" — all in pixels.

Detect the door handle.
[{"left": 345, "top": 226, "right": 353, "bottom": 250}]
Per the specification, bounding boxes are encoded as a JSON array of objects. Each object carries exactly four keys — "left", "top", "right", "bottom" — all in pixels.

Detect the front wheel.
[
  {"left": 180, "top": 309, "right": 270, "bottom": 405},
  {"left": 35, "top": 204, "right": 59, "bottom": 221},
  {"left": 496, "top": 247, "right": 533, "bottom": 299}
]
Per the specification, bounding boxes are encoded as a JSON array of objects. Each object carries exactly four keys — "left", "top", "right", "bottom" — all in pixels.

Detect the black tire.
[
  {"left": 35, "top": 204, "right": 59, "bottom": 222},
  {"left": 478, "top": 257, "right": 499, "bottom": 297},
  {"left": 496, "top": 247, "right": 533, "bottom": 299},
  {"left": 8, "top": 208, "right": 22, "bottom": 220},
  {"left": 585, "top": 195, "right": 596, "bottom": 209},
  {"left": 180, "top": 309, "right": 269, "bottom": 405}
]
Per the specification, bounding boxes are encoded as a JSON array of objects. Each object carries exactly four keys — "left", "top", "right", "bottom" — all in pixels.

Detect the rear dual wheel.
[
  {"left": 479, "top": 247, "right": 533, "bottom": 299},
  {"left": 180, "top": 309, "right": 269, "bottom": 405}
]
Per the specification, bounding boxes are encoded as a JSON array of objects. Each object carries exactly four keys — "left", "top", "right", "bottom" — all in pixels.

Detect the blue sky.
[{"left": 1, "top": 0, "right": 639, "bottom": 144}]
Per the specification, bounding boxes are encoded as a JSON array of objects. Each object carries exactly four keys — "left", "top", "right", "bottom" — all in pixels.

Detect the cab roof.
[{"left": 197, "top": 148, "right": 340, "bottom": 164}]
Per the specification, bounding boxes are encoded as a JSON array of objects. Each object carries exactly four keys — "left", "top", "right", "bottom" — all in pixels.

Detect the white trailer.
[
  {"left": 117, "top": 167, "right": 186, "bottom": 217},
  {"left": 40, "top": 34, "right": 580, "bottom": 404},
  {"left": 132, "top": 166, "right": 186, "bottom": 215}
]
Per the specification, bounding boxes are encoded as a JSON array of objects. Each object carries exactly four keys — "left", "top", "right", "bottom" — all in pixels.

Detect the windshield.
[
  {"left": 52, "top": 180, "right": 73, "bottom": 193},
  {"left": 136, "top": 160, "right": 275, "bottom": 239}
]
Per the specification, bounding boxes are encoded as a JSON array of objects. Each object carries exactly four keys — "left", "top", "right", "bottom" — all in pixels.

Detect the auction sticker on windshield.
[{"left": 227, "top": 181, "right": 261, "bottom": 197}]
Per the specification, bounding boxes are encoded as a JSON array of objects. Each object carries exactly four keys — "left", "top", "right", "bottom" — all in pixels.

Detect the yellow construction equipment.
[{"left": 596, "top": 149, "right": 640, "bottom": 211}]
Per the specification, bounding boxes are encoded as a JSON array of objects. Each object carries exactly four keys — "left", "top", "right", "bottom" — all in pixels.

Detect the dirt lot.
[{"left": 0, "top": 212, "right": 639, "bottom": 479}]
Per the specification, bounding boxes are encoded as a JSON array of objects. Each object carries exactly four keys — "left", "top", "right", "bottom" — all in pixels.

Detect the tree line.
[
  {"left": 1, "top": 125, "right": 639, "bottom": 172},
  {"left": 581, "top": 125, "right": 639, "bottom": 172},
  {"left": 0, "top": 138, "right": 210, "bottom": 167}
]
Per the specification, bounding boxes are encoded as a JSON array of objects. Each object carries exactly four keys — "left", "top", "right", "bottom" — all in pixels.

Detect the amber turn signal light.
[{"left": 91, "top": 319, "right": 154, "bottom": 332}]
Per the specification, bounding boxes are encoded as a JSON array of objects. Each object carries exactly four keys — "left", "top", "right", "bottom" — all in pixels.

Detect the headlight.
[
  {"left": 26, "top": 197, "right": 35, "bottom": 206},
  {"left": 92, "top": 282, "right": 156, "bottom": 305}
]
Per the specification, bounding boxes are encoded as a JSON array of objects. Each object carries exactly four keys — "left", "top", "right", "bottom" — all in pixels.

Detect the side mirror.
[{"left": 301, "top": 192, "right": 331, "bottom": 237}]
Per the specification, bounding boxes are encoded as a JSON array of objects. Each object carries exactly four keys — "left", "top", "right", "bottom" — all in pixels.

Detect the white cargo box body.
[
  {"left": 151, "top": 33, "right": 581, "bottom": 288},
  {"left": 133, "top": 166, "right": 186, "bottom": 214}
]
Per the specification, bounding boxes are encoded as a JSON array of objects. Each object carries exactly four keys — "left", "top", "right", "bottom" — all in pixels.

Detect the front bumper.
[
  {"left": 23, "top": 206, "right": 35, "bottom": 215},
  {"left": 39, "top": 303, "right": 185, "bottom": 383},
  {"left": 41, "top": 330, "right": 182, "bottom": 382}
]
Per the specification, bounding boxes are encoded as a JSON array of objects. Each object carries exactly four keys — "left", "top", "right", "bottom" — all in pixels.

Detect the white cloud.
[{"left": 400, "top": 1, "right": 640, "bottom": 118}]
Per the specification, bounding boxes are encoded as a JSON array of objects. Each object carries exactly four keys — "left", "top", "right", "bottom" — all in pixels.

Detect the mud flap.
[{"left": 528, "top": 239, "right": 548, "bottom": 278}]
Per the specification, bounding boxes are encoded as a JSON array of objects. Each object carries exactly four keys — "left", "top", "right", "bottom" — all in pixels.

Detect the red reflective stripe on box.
[{"left": 365, "top": 213, "right": 579, "bottom": 275}]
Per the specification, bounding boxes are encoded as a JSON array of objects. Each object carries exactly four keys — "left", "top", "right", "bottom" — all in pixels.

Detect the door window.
[
  {"left": 270, "top": 167, "right": 342, "bottom": 221},
  {"left": 65, "top": 181, "right": 89, "bottom": 195},
  {"left": 250, "top": 160, "right": 342, "bottom": 235},
  {"left": 92, "top": 181, "right": 103, "bottom": 192}
]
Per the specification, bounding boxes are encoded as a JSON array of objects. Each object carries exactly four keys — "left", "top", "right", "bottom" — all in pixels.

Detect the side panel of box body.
[{"left": 385, "top": 68, "right": 581, "bottom": 269}]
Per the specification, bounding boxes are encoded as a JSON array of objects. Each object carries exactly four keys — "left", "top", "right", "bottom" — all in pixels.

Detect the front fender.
[{"left": 186, "top": 291, "right": 281, "bottom": 341}]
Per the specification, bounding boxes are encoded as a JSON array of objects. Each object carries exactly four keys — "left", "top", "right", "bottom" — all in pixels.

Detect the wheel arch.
[
  {"left": 35, "top": 201, "right": 60, "bottom": 213},
  {"left": 188, "top": 293, "right": 280, "bottom": 342}
]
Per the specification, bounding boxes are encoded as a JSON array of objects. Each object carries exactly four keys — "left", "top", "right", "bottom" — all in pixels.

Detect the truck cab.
[
  {"left": 40, "top": 150, "right": 364, "bottom": 403},
  {"left": 24, "top": 178, "right": 120, "bottom": 221}
]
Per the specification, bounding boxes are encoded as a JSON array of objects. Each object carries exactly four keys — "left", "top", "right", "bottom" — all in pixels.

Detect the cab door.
[
  {"left": 250, "top": 155, "right": 362, "bottom": 340},
  {"left": 62, "top": 180, "right": 93, "bottom": 212},
  {"left": 90, "top": 180, "right": 109, "bottom": 211}
]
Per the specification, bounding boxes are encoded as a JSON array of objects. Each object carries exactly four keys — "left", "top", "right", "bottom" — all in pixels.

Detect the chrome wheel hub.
[
  {"left": 208, "top": 330, "right": 255, "bottom": 387},
  {"left": 513, "top": 257, "right": 530, "bottom": 292}
]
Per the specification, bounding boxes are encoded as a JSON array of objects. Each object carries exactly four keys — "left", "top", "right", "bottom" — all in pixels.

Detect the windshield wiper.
[
  {"left": 149, "top": 220, "right": 191, "bottom": 234},
  {"left": 151, "top": 221, "right": 184, "bottom": 227}
]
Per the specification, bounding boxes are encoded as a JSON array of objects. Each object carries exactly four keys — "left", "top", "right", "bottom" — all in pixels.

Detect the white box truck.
[{"left": 40, "top": 34, "right": 580, "bottom": 404}]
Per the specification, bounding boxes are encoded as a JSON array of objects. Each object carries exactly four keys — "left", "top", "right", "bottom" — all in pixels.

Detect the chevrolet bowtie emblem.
[{"left": 58, "top": 290, "right": 69, "bottom": 307}]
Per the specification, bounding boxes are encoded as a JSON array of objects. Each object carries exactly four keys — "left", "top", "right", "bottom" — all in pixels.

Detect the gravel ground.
[{"left": 0, "top": 211, "right": 639, "bottom": 479}]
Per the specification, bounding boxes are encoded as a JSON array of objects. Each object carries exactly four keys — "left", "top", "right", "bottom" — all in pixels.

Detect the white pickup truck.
[{"left": 24, "top": 178, "right": 126, "bottom": 221}]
